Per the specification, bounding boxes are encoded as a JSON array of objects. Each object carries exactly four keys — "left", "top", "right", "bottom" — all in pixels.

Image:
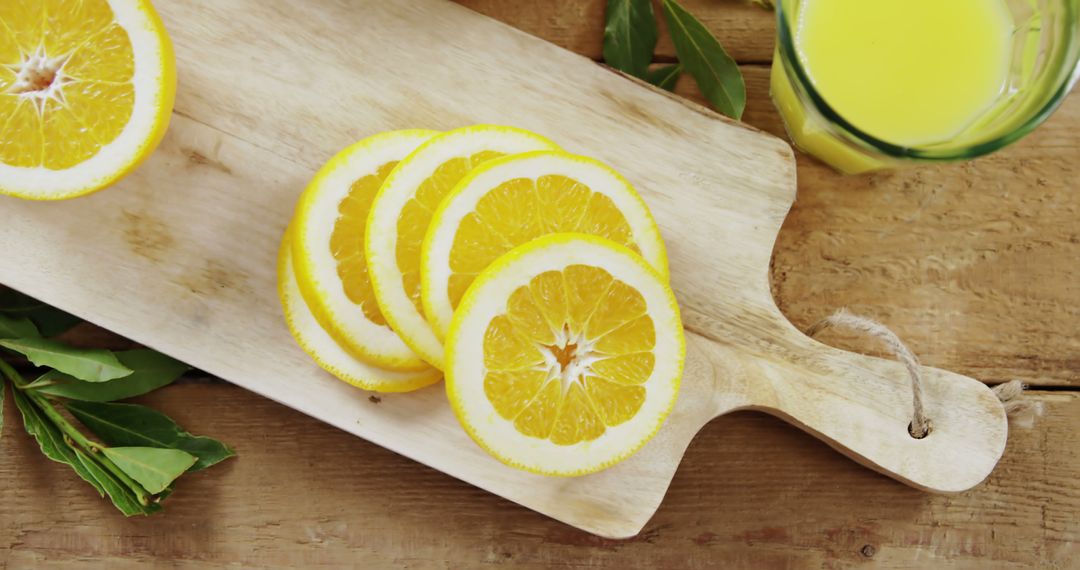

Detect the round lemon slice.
[
  {"left": 422, "top": 150, "right": 669, "bottom": 342},
  {"left": 291, "top": 130, "right": 438, "bottom": 372},
  {"left": 446, "top": 233, "right": 684, "bottom": 476},
  {"left": 278, "top": 230, "right": 442, "bottom": 393},
  {"left": 366, "top": 125, "right": 559, "bottom": 369},
  {"left": 0, "top": 0, "right": 176, "bottom": 200}
]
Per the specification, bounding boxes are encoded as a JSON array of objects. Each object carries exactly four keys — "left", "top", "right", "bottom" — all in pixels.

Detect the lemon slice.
[
  {"left": 422, "top": 150, "right": 669, "bottom": 342},
  {"left": 366, "top": 125, "right": 559, "bottom": 369},
  {"left": 446, "top": 233, "right": 684, "bottom": 476},
  {"left": 278, "top": 229, "right": 442, "bottom": 393},
  {"left": 292, "top": 130, "right": 438, "bottom": 372},
  {"left": 0, "top": 0, "right": 176, "bottom": 200}
]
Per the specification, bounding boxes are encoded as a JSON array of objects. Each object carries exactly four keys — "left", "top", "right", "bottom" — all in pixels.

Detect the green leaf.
[
  {"left": 66, "top": 401, "right": 234, "bottom": 471},
  {"left": 603, "top": 0, "right": 658, "bottom": 78},
  {"left": 0, "top": 289, "right": 81, "bottom": 336},
  {"left": 645, "top": 64, "right": 682, "bottom": 91},
  {"left": 0, "top": 314, "right": 39, "bottom": 339},
  {"left": 33, "top": 349, "right": 189, "bottom": 402},
  {"left": 101, "top": 447, "right": 196, "bottom": 494},
  {"left": 11, "top": 388, "right": 106, "bottom": 497},
  {"left": 661, "top": 0, "right": 746, "bottom": 119},
  {"left": 0, "top": 338, "right": 132, "bottom": 382},
  {"left": 72, "top": 448, "right": 161, "bottom": 516}
]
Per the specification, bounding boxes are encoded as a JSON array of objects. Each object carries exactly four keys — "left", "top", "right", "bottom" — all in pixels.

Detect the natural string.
[{"left": 806, "top": 309, "right": 1036, "bottom": 438}]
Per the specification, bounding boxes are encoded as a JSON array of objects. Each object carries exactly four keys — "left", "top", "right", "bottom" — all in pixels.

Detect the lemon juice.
[{"left": 771, "top": 0, "right": 1021, "bottom": 172}]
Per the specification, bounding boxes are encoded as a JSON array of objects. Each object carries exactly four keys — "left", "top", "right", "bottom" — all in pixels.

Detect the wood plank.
[
  {"left": 2, "top": 0, "right": 810, "bottom": 538},
  {"left": 455, "top": 0, "right": 777, "bottom": 64},
  {"left": 1, "top": 383, "right": 1075, "bottom": 567},
  {"left": 670, "top": 67, "right": 1080, "bottom": 386}
]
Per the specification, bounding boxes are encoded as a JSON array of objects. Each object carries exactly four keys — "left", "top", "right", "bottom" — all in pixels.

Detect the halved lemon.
[
  {"left": 0, "top": 0, "right": 176, "bottom": 200},
  {"left": 366, "top": 125, "right": 559, "bottom": 369},
  {"left": 422, "top": 150, "right": 669, "bottom": 342},
  {"left": 292, "top": 130, "right": 438, "bottom": 372},
  {"left": 278, "top": 230, "right": 442, "bottom": 393},
  {"left": 446, "top": 233, "right": 684, "bottom": 476}
]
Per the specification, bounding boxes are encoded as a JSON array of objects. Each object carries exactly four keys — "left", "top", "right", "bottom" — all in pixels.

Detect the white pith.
[
  {"left": 446, "top": 235, "right": 684, "bottom": 475},
  {"left": 422, "top": 151, "right": 670, "bottom": 341},
  {"left": 278, "top": 236, "right": 442, "bottom": 392},
  {"left": 9, "top": 48, "right": 73, "bottom": 107},
  {"left": 292, "top": 130, "right": 437, "bottom": 371},
  {"left": 365, "top": 126, "right": 560, "bottom": 369},
  {"left": 536, "top": 330, "right": 603, "bottom": 395},
  {"left": 0, "top": 0, "right": 171, "bottom": 199}
]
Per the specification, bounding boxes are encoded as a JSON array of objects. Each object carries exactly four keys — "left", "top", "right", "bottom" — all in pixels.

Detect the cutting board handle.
[{"left": 693, "top": 316, "right": 1009, "bottom": 493}]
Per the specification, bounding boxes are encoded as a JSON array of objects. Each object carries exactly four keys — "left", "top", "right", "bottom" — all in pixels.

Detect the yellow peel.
[
  {"left": 0, "top": 0, "right": 176, "bottom": 200},
  {"left": 421, "top": 150, "right": 669, "bottom": 342},
  {"left": 445, "top": 233, "right": 684, "bottom": 477},
  {"left": 291, "top": 130, "right": 438, "bottom": 372},
  {"left": 278, "top": 228, "right": 442, "bottom": 393}
]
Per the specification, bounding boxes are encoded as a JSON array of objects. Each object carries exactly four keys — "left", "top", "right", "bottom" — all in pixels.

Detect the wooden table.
[{"left": 2, "top": 1, "right": 1077, "bottom": 567}]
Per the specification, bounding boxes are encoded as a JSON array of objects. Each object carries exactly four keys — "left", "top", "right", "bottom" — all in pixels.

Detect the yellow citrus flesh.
[
  {"left": 331, "top": 160, "right": 398, "bottom": 328},
  {"left": 422, "top": 151, "right": 669, "bottom": 340},
  {"left": 0, "top": 0, "right": 175, "bottom": 199},
  {"left": 485, "top": 264, "right": 655, "bottom": 444},
  {"left": 366, "top": 125, "right": 560, "bottom": 369},
  {"left": 455, "top": 176, "right": 641, "bottom": 309},
  {"left": 292, "top": 130, "right": 438, "bottom": 372},
  {"left": 446, "top": 234, "right": 683, "bottom": 476}
]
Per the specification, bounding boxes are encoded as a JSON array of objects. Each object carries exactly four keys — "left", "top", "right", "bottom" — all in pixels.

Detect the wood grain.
[
  {"left": 0, "top": 0, "right": 1076, "bottom": 563},
  {"left": 456, "top": 0, "right": 776, "bottom": 63},
  {"left": 1, "top": 383, "right": 1075, "bottom": 568}
]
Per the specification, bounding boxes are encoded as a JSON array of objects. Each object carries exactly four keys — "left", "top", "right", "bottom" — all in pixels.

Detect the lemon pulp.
[
  {"left": 447, "top": 175, "right": 640, "bottom": 311},
  {"left": 1, "top": 0, "right": 136, "bottom": 169},
  {"left": 331, "top": 161, "right": 398, "bottom": 327},
  {"left": 795, "top": 0, "right": 1013, "bottom": 146},
  {"left": 483, "top": 265, "right": 655, "bottom": 445}
]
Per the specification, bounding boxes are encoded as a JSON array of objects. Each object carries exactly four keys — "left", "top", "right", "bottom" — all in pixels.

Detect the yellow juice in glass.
[{"left": 771, "top": 0, "right": 1021, "bottom": 173}]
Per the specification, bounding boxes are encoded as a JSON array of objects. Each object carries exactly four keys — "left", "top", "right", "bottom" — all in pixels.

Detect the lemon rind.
[
  {"left": 365, "top": 125, "right": 561, "bottom": 370},
  {"left": 421, "top": 150, "right": 670, "bottom": 342},
  {"left": 0, "top": 0, "right": 176, "bottom": 200},
  {"left": 291, "top": 129, "right": 438, "bottom": 372},
  {"left": 444, "top": 233, "right": 684, "bottom": 477},
  {"left": 278, "top": 229, "right": 442, "bottom": 393}
]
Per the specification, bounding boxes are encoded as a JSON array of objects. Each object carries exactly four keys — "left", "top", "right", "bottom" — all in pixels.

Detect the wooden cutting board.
[{"left": 0, "top": 0, "right": 1009, "bottom": 538}]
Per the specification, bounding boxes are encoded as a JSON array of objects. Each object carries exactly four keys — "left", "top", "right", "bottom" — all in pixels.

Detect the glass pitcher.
[{"left": 770, "top": 0, "right": 1080, "bottom": 174}]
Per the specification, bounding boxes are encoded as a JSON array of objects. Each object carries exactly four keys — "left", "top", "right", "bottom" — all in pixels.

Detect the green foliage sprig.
[
  {"left": 603, "top": 0, "right": 749, "bottom": 119},
  {"left": 0, "top": 288, "right": 233, "bottom": 516}
]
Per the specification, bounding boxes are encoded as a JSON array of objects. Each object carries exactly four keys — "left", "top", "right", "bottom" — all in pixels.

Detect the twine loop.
[{"left": 806, "top": 309, "right": 1036, "bottom": 439}]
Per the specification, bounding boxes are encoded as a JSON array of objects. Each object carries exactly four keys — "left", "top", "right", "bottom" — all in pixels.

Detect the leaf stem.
[
  {"left": 0, "top": 358, "right": 29, "bottom": 389},
  {"left": 0, "top": 359, "right": 154, "bottom": 505}
]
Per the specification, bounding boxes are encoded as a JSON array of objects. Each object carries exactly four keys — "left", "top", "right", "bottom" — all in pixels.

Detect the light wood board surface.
[
  {"left": 0, "top": 0, "right": 1020, "bottom": 537},
  {"left": 1, "top": 0, "right": 1077, "bottom": 564},
  {"left": 0, "top": 0, "right": 799, "bottom": 539}
]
